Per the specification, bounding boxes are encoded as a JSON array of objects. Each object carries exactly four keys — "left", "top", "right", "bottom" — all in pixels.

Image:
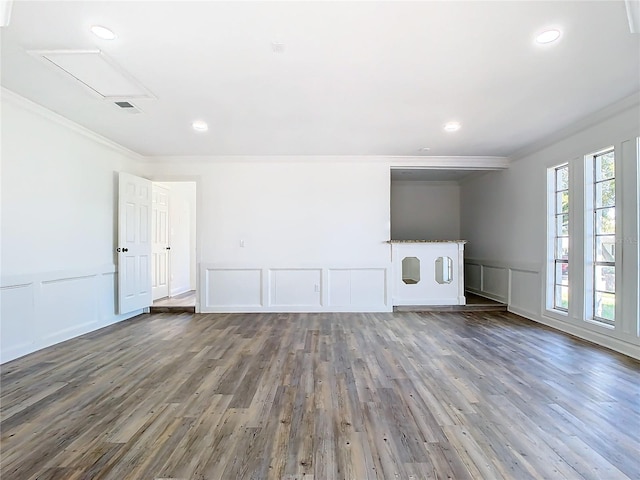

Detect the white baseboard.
[
  {"left": 465, "top": 258, "right": 640, "bottom": 361},
  {"left": 509, "top": 306, "right": 640, "bottom": 360},
  {"left": 1, "top": 265, "right": 144, "bottom": 364},
  {"left": 465, "top": 287, "right": 507, "bottom": 304}
]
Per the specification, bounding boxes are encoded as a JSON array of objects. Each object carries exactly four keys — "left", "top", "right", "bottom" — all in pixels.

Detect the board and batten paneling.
[
  {"left": 0, "top": 283, "right": 36, "bottom": 361},
  {"left": 464, "top": 259, "right": 511, "bottom": 304},
  {"left": 1, "top": 266, "right": 143, "bottom": 363},
  {"left": 270, "top": 269, "right": 322, "bottom": 307},
  {"left": 328, "top": 268, "right": 387, "bottom": 307},
  {"left": 204, "top": 268, "right": 263, "bottom": 307},
  {"left": 509, "top": 268, "right": 541, "bottom": 319},
  {"left": 200, "top": 264, "right": 390, "bottom": 313},
  {"left": 39, "top": 274, "right": 99, "bottom": 342},
  {"left": 464, "top": 259, "right": 540, "bottom": 310},
  {"left": 481, "top": 266, "right": 509, "bottom": 303}
]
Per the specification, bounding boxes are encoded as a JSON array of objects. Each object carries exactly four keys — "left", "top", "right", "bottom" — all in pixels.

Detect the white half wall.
[
  {"left": 392, "top": 242, "right": 465, "bottom": 306},
  {"left": 1, "top": 90, "right": 143, "bottom": 363},
  {"left": 461, "top": 97, "right": 640, "bottom": 360},
  {"left": 391, "top": 181, "right": 460, "bottom": 240}
]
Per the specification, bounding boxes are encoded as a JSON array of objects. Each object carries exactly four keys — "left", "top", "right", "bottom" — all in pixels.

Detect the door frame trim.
[{"left": 145, "top": 175, "right": 201, "bottom": 313}]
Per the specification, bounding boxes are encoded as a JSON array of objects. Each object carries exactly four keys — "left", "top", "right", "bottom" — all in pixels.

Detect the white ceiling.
[{"left": 2, "top": 1, "right": 639, "bottom": 158}]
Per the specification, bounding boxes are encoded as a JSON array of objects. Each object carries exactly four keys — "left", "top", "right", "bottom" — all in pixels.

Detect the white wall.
[
  {"left": 391, "top": 181, "right": 460, "bottom": 240},
  {"left": 1, "top": 91, "right": 144, "bottom": 363},
  {"left": 141, "top": 159, "right": 392, "bottom": 312},
  {"left": 461, "top": 97, "right": 640, "bottom": 359}
]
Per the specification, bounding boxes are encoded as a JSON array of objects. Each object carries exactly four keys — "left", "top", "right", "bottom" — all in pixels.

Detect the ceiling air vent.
[{"left": 114, "top": 100, "right": 142, "bottom": 114}]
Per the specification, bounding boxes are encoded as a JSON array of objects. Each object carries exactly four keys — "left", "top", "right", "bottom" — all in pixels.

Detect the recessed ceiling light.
[
  {"left": 444, "top": 121, "right": 461, "bottom": 132},
  {"left": 192, "top": 120, "right": 208, "bottom": 132},
  {"left": 90, "top": 25, "right": 117, "bottom": 40},
  {"left": 535, "top": 28, "right": 561, "bottom": 45}
]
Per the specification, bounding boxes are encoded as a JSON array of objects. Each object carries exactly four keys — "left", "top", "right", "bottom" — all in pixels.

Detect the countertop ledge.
[{"left": 387, "top": 240, "right": 468, "bottom": 244}]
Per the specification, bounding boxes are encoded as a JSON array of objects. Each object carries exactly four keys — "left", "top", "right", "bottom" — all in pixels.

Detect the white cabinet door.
[
  {"left": 152, "top": 184, "right": 170, "bottom": 300},
  {"left": 118, "top": 172, "right": 152, "bottom": 314}
]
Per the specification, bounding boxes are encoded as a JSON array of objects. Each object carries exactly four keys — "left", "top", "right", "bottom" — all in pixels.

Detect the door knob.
[
  {"left": 117, "top": 247, "right": 129, "bottom": 253},
  {"left": 165, "top": 246, "right": 171, "bottom": 250}
]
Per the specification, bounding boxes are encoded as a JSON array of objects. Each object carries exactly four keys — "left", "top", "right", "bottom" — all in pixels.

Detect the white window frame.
[
  {"left": 584, "top": 147, "right": 616, "bottom": 327},
  {"left": 546, "top": 163, "right": 570, "bottom": 315}
]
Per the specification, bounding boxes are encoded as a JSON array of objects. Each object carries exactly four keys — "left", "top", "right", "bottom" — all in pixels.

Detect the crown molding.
[
  {"left": 388, "top": 156, "right": 509, "bottom": 169},
  {"left": 145, "top": 154, "right": 510, "bottom": 168},
  {"left": 143, "top": 155, "right": 392, "bottom": 164},
  {"left": 1, "top": 87, "right": 145, "bottom": 162},
  {"left": 510, "top": 92, "right": 640, "bottom": 162}
]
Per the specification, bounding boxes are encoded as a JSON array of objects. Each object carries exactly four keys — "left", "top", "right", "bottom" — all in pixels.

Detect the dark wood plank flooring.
[{"left": 1, "top": 311, "right": 638, "bottom": 479}]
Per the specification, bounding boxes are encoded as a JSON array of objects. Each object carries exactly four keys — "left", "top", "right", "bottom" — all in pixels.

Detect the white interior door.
[
  {"left": 118, "top": 172, "right": 152, "bottom": 314},
  {"left": 152, "top": 184, "right": 170, "bottom": 300}
]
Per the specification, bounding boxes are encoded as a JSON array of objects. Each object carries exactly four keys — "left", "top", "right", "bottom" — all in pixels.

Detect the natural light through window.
[
  {"left": 553, "top": 164, "right": 569, "bottom": 311},
  {"left": 592, "top": 150, "right": 616, "bottom": 324}
]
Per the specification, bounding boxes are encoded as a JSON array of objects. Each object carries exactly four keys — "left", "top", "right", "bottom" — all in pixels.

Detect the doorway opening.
[{"left": 151, "top": 181, "right": 197, "bottom": 310}]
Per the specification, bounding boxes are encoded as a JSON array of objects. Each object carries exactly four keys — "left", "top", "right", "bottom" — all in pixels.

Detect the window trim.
[
  {"left": 546, "top": 162, "right": 570, "bottom": 315},
  {"left": 590, "top": 148, "right": 616, "bottom": 325}
]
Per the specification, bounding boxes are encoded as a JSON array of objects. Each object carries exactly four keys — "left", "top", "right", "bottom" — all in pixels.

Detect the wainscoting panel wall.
[
  {"left": 98, "top": 271, "right": 121, "bottom": 322},
  {"left": 465, "top": 261, "right": 509, "bottom": 302},
  {"left": 480, "top": 265, "right": 509, "bottom": 303},
  {"left": 39, "top": 275, "right": 99, "bottom": 344},
  {"left": 200, "top": 264, "right": 391, "bottom": 313},
  {"left": 464, "top": 259, "right": 538, "bottom": 309},
  {"left": 269, "top": 269, "right": 322, "bottom": 307},
  {"left": 508, "top": 268, "right": 541, "bottom": 319},
  {"left": 0, "top": 282, "right": 35, "bottom": 362},
  {"left": 0, "top": 265, "right": 143, "bottom": 364},
  {"left": 465, "top": 257, "right": 543, "bottom": 323},
  {"left": 465, "top": 263, "right": 482, "bottom": 292},
  {"left": 328, "top": 268, "right": 387, "bottom": 307},
  {"left": 204, "top": 268, "right": 263, "bottom": 307}
]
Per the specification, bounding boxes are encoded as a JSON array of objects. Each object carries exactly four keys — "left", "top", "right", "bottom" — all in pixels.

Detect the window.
[
  {"left": 551, "top": 164, "right": 569, "bottom": 311},
  {"left": 401, "top": 257, "right": 420, "bottom": 284},
  {"left": 592, "top": 149, "right": 616, "bottom": 324},
  {"left": 545, "top": 139, "right": 638, "bottom": 335}
]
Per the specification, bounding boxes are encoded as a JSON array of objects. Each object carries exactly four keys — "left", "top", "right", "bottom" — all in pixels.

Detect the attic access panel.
[{"left": 29, "top": 49, "right": 155, "bottom": 100}]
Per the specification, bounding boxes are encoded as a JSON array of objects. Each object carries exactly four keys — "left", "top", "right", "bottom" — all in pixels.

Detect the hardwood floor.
[
  {"left": 152, "top": 290, "right": 196, "bottom": 307},
  {"left": 1, "top": 311, "right": 638, "bottom": 479}
]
